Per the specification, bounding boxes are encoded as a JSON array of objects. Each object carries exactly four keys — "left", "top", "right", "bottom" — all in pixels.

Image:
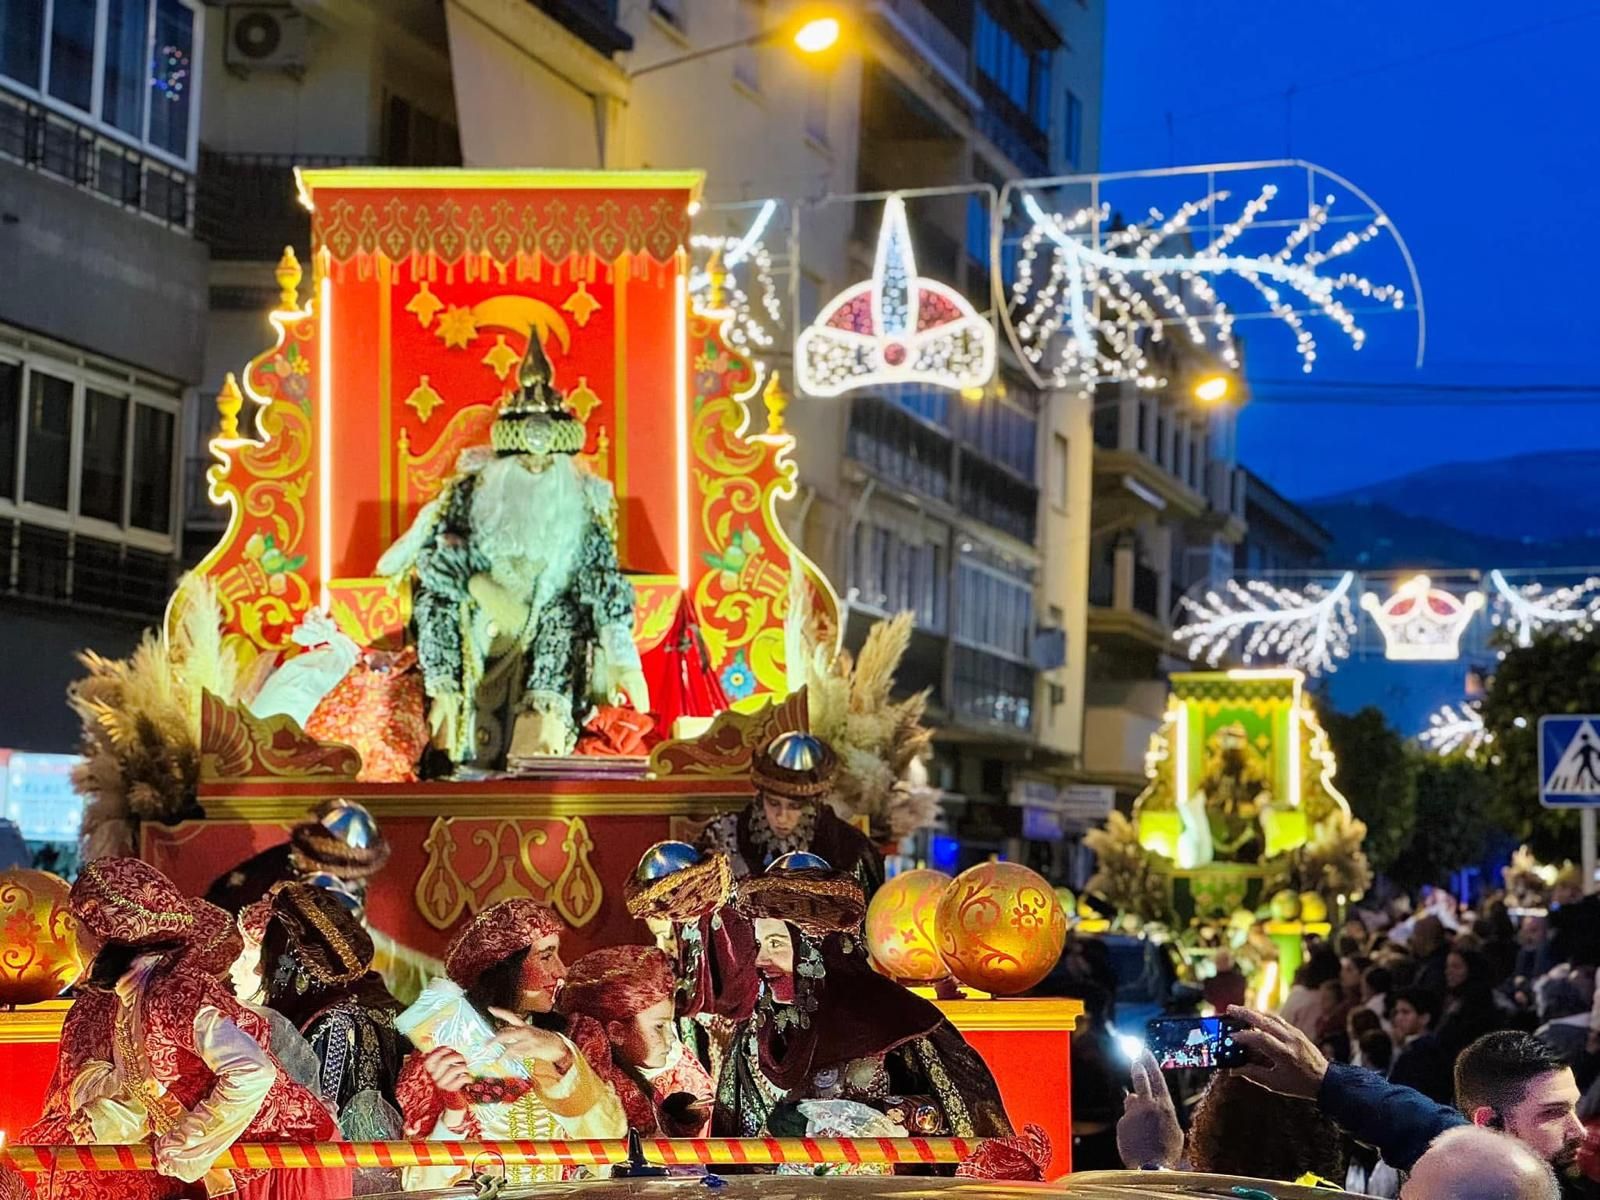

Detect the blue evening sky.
[{"left": 1099, "top": 1, "right": 1600, "bottom": 500}]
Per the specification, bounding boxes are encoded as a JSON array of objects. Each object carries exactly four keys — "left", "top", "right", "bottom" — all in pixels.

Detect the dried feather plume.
[
  {"left": 805, "top": 611, "right": 939, "bottom": 840},
  {"left": 71, "top": 574, "right": 239, "bottom": 861}
]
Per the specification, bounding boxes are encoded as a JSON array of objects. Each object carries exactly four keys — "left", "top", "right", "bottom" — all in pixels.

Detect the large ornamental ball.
[
  {"left": 1298, "top": 892, "right": 1329, "bottom": 923},
  {"left": 0, "top": 868, "right": 84, "bottom": 1005},
  {"left": 935, "top": 862, "right": 1067, "bottom": 995},
  {"left": 1269, "top": 889, "right": 1302, "bottom": 921},
  {"left": 864, "top": 868, "right": 952, "bottom": 983}
]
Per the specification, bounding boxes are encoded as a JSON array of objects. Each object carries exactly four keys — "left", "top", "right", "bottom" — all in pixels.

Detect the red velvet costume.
[{"left": 23, "top": 859, "right": 342, "bottom": 1200}]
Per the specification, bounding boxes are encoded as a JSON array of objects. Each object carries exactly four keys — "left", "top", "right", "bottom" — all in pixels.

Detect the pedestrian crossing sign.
[{"left": 1539, "top": 716, "right": 1600, "bottom": 807}]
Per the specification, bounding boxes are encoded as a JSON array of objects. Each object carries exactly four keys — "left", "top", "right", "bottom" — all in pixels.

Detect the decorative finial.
[
  {"left": 706, "top": 246, "right": 727, "bottom": 310},
  {"left": 216, "top": 373, "right": 244, "bottom": 440},
  {"left": 762, "top": 371, "right": 788, "bottom": 434},
  {"left": 276, "top": 246, "right": 303, "bottom": 310}
]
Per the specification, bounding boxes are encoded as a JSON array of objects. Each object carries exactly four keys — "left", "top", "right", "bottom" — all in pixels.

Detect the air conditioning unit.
[{"left": 225, "top": 5, "right": 308, "bottom": 73}]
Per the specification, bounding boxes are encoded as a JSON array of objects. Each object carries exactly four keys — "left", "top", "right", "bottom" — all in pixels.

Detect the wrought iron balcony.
[
  {"left": 196, "top": 148, "right": 376, "bottom": 261},
  {"left": 0, "top": 518, "right": 175, "bottom": 621},
  {"left": 0, "top": 88, "right": 192, "bottom": 229}
]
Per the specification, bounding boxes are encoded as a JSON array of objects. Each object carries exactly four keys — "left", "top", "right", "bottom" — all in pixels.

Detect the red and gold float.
[{"left": 2, "top": 168, "right": 1080, "bottom": 1174}]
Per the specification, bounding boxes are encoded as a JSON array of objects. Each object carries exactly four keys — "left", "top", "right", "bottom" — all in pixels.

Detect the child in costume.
[
  {"left": 393, "top": 899, "right": 626, "bottom": 1187},
  {"left": 557, "top": 945, "right": 716, "bottom": 1136},
  {"left": 22, "top": 858, "right": 346, "bottom": 1200},
  {"left": 697, "top": 733, "right": 884, "bottom": 899}
]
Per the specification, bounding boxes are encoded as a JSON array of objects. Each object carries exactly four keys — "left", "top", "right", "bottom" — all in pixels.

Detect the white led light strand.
[
  {"left": 1419, "top": 702, "right": 1490, "bottom": 760},
  {"left": 1174, "top": 572, "right": 1357, "bottom": 675},
  {"left": 690, "top": 199, "right": 783, "bottom": 356},
  {"left": 1013, "top": 187, "right": 1405, "bottom": 386},
  {"left": 1487, "top": 570, "right": 1600, "bottom": 648}
]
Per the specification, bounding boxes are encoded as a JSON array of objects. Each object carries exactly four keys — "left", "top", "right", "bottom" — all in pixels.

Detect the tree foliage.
[
  {"left": 1321, "top": 705, "right": 1416, "bottom": 875},
  {"left": 1478, "top": 629, "right": 1600, "bottom": 859},
  {"left": 1390, "top": 754, "right": 1495, "bottom": 888}
]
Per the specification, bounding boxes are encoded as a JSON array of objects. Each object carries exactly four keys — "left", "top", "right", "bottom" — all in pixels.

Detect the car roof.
[{"left": 351, "top": 1170, "right": 1350, "bottom": 1200}]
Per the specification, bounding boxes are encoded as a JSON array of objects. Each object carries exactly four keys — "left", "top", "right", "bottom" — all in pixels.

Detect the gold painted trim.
[
  {"left": 198, "top": 790, "right": 748, "bottom": 822},
  {"left": 378, "top": 255, "right": 394, "bottom": 546},
  {"left": 0, "top": 1000, "right": 70, "bottom": 1042},
  {"left": 612, "top": 253, "right": 629, "bottom": 562},
  {"left": 297, "top": 168, "right": 705, "bottom": 203},
  {"left": 934, "top": 997, "right": 1085, "bottom": 1033}
]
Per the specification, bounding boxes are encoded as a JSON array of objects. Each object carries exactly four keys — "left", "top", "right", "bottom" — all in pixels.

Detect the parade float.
[
  {"left": 0, "top": 169, "right": 1078, "bottom": 1175},
  {"left": 1084, "top": 669, "right": 1371, "bottom": 1007}
]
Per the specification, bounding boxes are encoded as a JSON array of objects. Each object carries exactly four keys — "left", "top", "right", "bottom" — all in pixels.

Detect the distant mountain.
[
  {"left": 1305, "top": 501, "right": 1600, "bottom": 571},
  {"left": 1305, "top": 450, "right": 1600, "bottom": 544}
]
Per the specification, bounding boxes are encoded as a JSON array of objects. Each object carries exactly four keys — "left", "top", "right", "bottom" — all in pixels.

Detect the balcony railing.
[
  {"left": 870, "top": 0, "right": 970, "bottom": 88},
  {"left": 0, "top": 88, "right": 192, "bottom": 229},
  {"left": 973, "top": 73, "right": 1048, "bottom": 177},
  {"left": 0, "top": 518, "right": 175, "bottom": 621},
  {"left": 847, "top": 394, "right": 955, "bottom": 504},
  {"left": 197, "top": 148, "right": 377, "bottom": 260},
  {"left": 951, "top": 644, "right": 1034, "bottom": 733}
]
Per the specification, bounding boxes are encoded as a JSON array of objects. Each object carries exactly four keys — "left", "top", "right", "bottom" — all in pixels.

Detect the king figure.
[{"left": 378, "top": 332, "right": 649, "bottom": 765}]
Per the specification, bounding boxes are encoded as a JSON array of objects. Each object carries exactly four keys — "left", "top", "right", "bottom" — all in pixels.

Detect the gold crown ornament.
[{"left": 491, "top": 332, "right": 587, "bottom": 457}]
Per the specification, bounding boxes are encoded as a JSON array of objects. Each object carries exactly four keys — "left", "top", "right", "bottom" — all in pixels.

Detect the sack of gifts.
[
  {"left": 304, "top": 647, "right": 429, "bottom": 782},
  {"left": 395, "top": 978, "right": 528, "bottom": 1081}
]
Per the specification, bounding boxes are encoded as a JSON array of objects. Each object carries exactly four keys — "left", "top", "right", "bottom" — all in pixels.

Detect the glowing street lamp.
[
  {"left": 1192, "top": 373, "right": 1232, "bottom": 405},
  {"left": 629, "top": 8, "right": 847, "bottom": 79}
]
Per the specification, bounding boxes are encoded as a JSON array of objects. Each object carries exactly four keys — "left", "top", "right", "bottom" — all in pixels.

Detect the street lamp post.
[{"left": 627, "top": 11, "right": 842, "bottom": 80}]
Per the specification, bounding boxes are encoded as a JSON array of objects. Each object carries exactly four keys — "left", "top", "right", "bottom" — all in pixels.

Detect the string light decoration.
[
  {"left": 1011, "top": 185, "right": 1405, "bottom": 386},
  {"left": 1361, "top": 574, "right": 1484, "bottom": 662},
  {"left": 1174, "top": 572, "right": 1357, "bottom": 675},
  {"left": 690, "top": 199, "right": 782, "bottom": 357},
  {"left": 1418, "top": 702, "right": 1490, "bottom": 760},
  {"left": 795, "top": 195, "right": 996, "bottom": 397},
  {"left": 1487, "top": 569, "right": 1600, "bottom": 648},
  {"left": 152, "top": 45, "right": 190, "bottom": 101}
]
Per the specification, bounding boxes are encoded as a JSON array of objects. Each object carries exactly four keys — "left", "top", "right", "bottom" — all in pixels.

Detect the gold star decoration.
[
  {"left": 435, "top": 305, "right": 479, "bottom": 350},
  {"left": 404, "top": 375, "right": 444, "bottom": 423},
  {"left": 562, "top": 280, "right": 602, "bottom": 327},
  {"left": 567, "top": 375, "right": 601, "bottom": 423},
  {"left": 481, "top": 335, "right": 522, "bottom": 381},
  {"left": 405, "top": 281, "right": 444, "bottom": 329}
]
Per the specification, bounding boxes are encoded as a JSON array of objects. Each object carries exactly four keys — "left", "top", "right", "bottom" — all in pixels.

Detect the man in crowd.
[
  {"left": 1390, "top": 986, "right": 1454, "bottom": 1103},
  {"left": 1402, "top": 1126, "right": 1559, "bottom": 1200},
  {"left": 1229, "top": 1007, "right": 1592, "bottom": 1196}
]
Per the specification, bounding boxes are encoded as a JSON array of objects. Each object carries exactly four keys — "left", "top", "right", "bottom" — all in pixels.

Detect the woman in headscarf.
[
  {"left": 697, "top": 733, "right": 884, "bottom": 899},
  {"left": 557, "top": 944, "right": 716, "bottom": 1136},
  {"left": 260, "top": 883, "right": 410, "bottom": 1116},
  {"left": 393, "top": 898, "right": 626, "bottom": 1188},
  {"left": 713, "top": 855, "right": 1013, "bottom": 1144},
  {"left": 22, "top": 858, "right": 344, "bottom": 1200}
]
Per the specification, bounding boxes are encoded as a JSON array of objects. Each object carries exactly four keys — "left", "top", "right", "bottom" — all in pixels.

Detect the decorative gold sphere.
[
  {"left": 935, "top": 862, "right": 1066, "bottom": 995},
  {"left": 0, "top": 868, "right": 83, "bottom": 1004},
  {"left": 1269, "top": 889, "right": 1302, "bottom": 921},
  {"left": 864, "top": 868, "right": 952, "bottom": 983},
  {"left": 1298, "top": 892, "right": 1329, "bottom": 923}
]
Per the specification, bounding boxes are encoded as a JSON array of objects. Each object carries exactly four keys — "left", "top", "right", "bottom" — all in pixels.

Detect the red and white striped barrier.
[{"left": 1, "top": 1136, "right": 976, "bottom": 1173}]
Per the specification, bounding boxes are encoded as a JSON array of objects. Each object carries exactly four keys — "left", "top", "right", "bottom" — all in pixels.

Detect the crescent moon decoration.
[{"left": 469, "top": 296, "right": 572, "bottom": 353}]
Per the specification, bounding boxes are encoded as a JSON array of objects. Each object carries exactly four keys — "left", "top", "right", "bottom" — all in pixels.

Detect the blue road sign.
[{"left": 1539, "top": 716, "right": 1600, "bottom": 808}]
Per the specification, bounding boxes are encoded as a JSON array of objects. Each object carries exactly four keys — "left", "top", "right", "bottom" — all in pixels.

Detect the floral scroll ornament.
[{"left": 413, "top": 816, "right": 603, "bottom": 932}]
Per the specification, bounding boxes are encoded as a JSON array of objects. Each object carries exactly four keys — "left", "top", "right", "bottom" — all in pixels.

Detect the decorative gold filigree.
[
  {"left": 649, "top": 687, "right": 809, "bottom": 779},
  {"left": 413, "top": 816, "right": 605, "bottom": 932},
  {"left": 199, "top": 691, "right": 362, "bottom": 783}
]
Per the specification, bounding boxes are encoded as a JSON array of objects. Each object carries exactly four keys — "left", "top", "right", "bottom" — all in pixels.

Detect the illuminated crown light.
[
  {"left": 1360, "top": 574, "right": 1484, "bottom": 662},
  {"left": 796, "top": 195, "right": 996, "bottom": 397}
]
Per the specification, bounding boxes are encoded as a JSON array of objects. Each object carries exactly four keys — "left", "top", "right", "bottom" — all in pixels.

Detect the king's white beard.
[{"left": 468, "top": 455, "right": 591, "bottom": 632}]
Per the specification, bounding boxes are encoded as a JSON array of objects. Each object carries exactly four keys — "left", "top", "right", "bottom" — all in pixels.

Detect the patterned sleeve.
[
  {"left": 395, "top": 1051, "right": 449, "bottom": 1140},
  {"left": 573, "top": 517, "right": 636, "bottom": 631}
]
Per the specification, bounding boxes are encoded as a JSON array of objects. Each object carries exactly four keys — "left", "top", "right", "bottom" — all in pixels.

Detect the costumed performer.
[
  {"left": 697, "top": 732, "right": 884, "bottom": 899},
  {"left": 715, "top": 854, "right": 1012, "bottom": 1146},
  {"left": 22, "top": 858, "right": 347, "bottom": 1200},
  {"left": 393, "top": 899, "right": 626, "bottom": 1188},
  {"left": 260, "top": 884, "right": 410, "bottom": 1116},
  {"left": 623, "top": 843, "right": 752, "bottom": 1090},
  {"left": 557, "top": 945, "right": 716, "bottom": 1136},
  {"left": 375, "top": 331, "right": 648, "bottom": 765},
  {"left": 204, "top": 799, "right": 437, "bottom": 1005}
]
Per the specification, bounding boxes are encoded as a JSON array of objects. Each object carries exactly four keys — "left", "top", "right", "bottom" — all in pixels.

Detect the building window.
[
  {"left": 733, "top": 0, "right": 763, "bottom": 93},
  {"left": 0, "top": 0, "right": 200, "bottom": 167},
  {"left": 852, "top": 520, "right": 948, "bottom": 634},
  {"left": 1063, "top": 88, "right": 1083, "bottom": 169},
  {"left": 0, "top": 340, "right": 179, "bottom": 542},
  {"left": 965, "top": 192, "right": 990, "bottom": 272},
  {"left": 956, "top": 556, "right": 1034, "bottom": 661},
  {"left": 649, "top": 0, "right": 686, "bottom": 33},
  {"left": 384, "top": 93, "right": 462, "bottom": 167},
  {"left": 974, "top": 6, "right": 1048, "bottom": 132}
]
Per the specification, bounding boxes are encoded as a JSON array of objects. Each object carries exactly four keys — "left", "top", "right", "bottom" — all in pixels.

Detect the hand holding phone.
[{"left": 1145, "top": 1015, "right": 1247, "bottom": 1071}]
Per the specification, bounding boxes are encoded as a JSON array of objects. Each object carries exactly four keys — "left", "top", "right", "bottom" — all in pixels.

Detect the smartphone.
[{"left": 1145, "top": 1015, "right": 1246, "bottom": 1071}]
